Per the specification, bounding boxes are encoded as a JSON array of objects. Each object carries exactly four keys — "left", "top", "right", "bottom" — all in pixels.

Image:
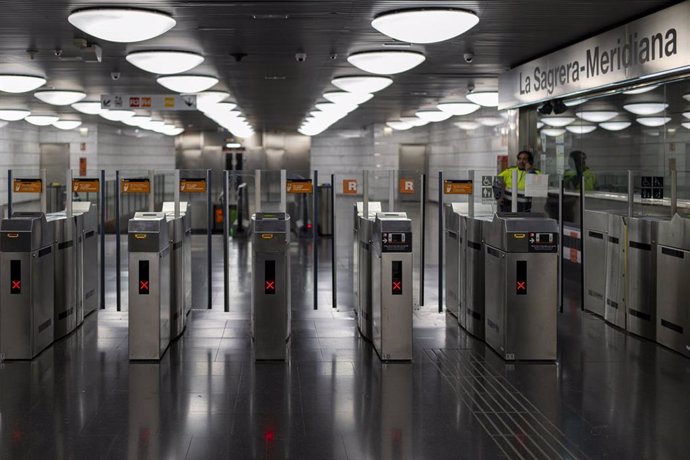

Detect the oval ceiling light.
[
  {"left": 53, "top": 119, "right": 82, "bottom": 130},
  {"left": 566, "top": 124, "right": 597, "bottom": 134},
  {"left": 622, "top": 84, "right": 659, "bottom": 95},
  {"left": 196, "top": 91, "right": 230, "bottom": 111},
  {"left": 315, "top": 102, "right": 358, "bottom": 114},
  {"left": 564, "top": 98, "right": 588, "bottom": 107},
  {"left": 126, "top": 50, "right": 204, "bottom": 75},
  {"left": 157, "top": 75, "right": 218, "bottom": 93},
  {"left": 540, "top": 116, "right": 576, "bottom": 127},
  {"left": 163, "top": 126, "right": 184, "bottom": 136},
  {"left": 437, "top": 102, "right": 480, "bottom": 116},
  {"left": 25, "top": 115, "right": 59, "bottom": 126},
  {"left": 71, "top": 101, "right": 104, "bottom": 115},
  {"left": 575, "top": 111, "right": 618, "bottom": 123},
  {"left": 129, "top": 115, "right": 151, "bottom": 127},
  {"left": 0, "top": 109, "right": 31, "bottom": 121},
  {"left": 400, "top": 116, "right": 429, "bottom": 127},
  {"left": 455, "top": 121, "right": 481, "bottom": 130},
  {"left": 682, "top": 111, "right": 690, "bottom": 119},
  {"left": 541, "top": 128, "right": 566, "bottom": 137},
  {"left": 0, "top": 74, "right": 46, "bottom": 93},
  {"left": 623, "top": 102, "right": 668, "bottom": 115},
  {"left": 416, "top": 109, "right": 452, "bottom": 122},
  {"left": 599, "top": 121, "right": 631, "bottom": 131},
  {"left": 386, "top": 120, "right": 412, "bottom": 130},
  {"left": 331, "top": 76, "right": 393, "bottom": 94},
  {"left": 35, "top": 90, "right": 86, "bottom": 106},
  {"left": 323, "top": 91, "right": 373, "bottom": 105},
  {"left": 372, "top": 8, "right": 479, "bottom": 44},
  {"left": 347, "top": 50, "right": 425, "bottom": 75},
  {"left": 682, "top": 122, "right": 690, "bottom": 130},
  {"left": 99, "top": 109, "right": 135, "bottom": 121},
  {"left": 466, "top": 91, "right": 499, "bottom": 107},
  {"left": 68, "top": 7, "right": 176, "bottom": 43},
  {"left": 636, "top": 117, "right": 671, "bottom": 127},
  {"left": 476, "top": 116, "right": 505, "bottom": 127}
]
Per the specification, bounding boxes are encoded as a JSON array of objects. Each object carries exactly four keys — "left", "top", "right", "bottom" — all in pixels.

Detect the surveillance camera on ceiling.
[{"left": 295, "top": 52, "right": 307, "bottom": 62}]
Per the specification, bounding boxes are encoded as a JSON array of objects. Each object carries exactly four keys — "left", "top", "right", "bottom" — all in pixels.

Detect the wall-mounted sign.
[
  {"left": 444, "top": 179, "right": 473, "bottom": 195},
  {"left": 286, "top": 179, "right": 313, "bottom": 194},
  {"left": 13, "top": 178, "right": 42, "bottom": 193},
  {"left": 121, "top": 178, "right": 151, "bottom": 193},
  {"left": 499, "top": 1, "right": 690, "bottom": 109},
  {"left": 180, "top": 178, "right": 207, "bottom": 193},
  {"left": 79, "top": 157, "right": 87, "bottom": 176},
  {"left": 72, "top": 178, "right": 100, "bottom": 193},
  {"left": 399, "top": 179, "right": 415, "bottom": 194},
  {"left": 343, "top": 179, "right": 358, "bottom": 195},
  {"left": 101, "top": 94, "right": 197, "bottom": 111},
  {"left": 481, "top": 176, "right": 495, "bottom": 204},
  {"left": 641, "top": 176, "right": 664, "bottom": 199}
]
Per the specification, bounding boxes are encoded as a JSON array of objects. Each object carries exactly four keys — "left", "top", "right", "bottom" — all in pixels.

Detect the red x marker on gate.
[
  {"left": 516, "top": 281, "right": 526, "bottom": 291},
  {"left": 11, "top": 280, "right": 20, "bottom": 290},
  {"left": 140, "top": 280, "right": 149, "bottom": 291},
  {"left": 392, "top": 281, "right": 402, "bottom": 292},
  {"left": 265, "top": 280, "right": 275, "bottom": 290}
]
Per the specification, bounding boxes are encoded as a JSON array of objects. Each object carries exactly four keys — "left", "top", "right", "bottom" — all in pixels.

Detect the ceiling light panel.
[
  {"left": 0, "top": 109, "right": 31, "bottom": 121},
  {"left": 623, "top": 103, "right": 668, "bottom": 115},
  {"left": 455, "top": 121, "right": 481, "bottom": 130},
  {"left": 126, "top": 50, "right": 204, "bottom": 75},
  {"left": 71, "top": 101, "right": 104, "bottom": 115},
  {"left": 437, "top": 102, "right": 480, "bottom": 116},
  {"left": 566, "top": 125, "right": 597, "bottom": 134},
  {"left": 622, "top": 84, "right": 659, "bottom": 95},
  {"left": 372, "top": 9, "right": 479, "bottom": 44},
  {"left": 466, "top": 91, "right": 499, "bottom": 107},
  {"left": 416, "top": 109, "right": 452, "bottom": 122},
  {"left": 386, "top": 120, "right": 412, "bottom": 130},
  {"left": 475, "top": 116, "right": 505, "bottom": 127},
  {"left": 0, "top": 75, "right": 46, "bottom": 93},
  {"left": 100, "top": 109, "right": 135, "bottom": 121},
  {"left": 599, "top": 121, "right": 631, "bottom": 131},
  {"left": 25, "top": 115, "right": 59, "bottom": 126},
  {"left": 323, "top": 91, "right": 373, "bottom": 105},
  {"left": 347, "top": 51, "right": 425, "bottom": 75},
  {"left": 35, "top": 90, "right": 86, "bottom": 106},
  {"left": 540, "top": 116, "right": 575, "bottom": 127},
  {"left": 575, "top": 111, "right": 618, "bottom": 123},
  {"left": 541, "top": 128, "right": 566, "bottom": 137},
  {"left": 636, "top": 117, "right": 671, "bottom": 127},
  {"left": 53, "top": 120, "right": 82, "bottom": 130},
  {"left": 157, "top": 75, "right": 218, "bottom": 93},
  {"left": 331, "top": 76, "right": 393, "bottom": 94},
  {"left": 68, "top": 7, "right": 176, "bottom": 43}
]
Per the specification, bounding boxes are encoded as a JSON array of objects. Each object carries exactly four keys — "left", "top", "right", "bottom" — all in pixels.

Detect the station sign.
[
  {"left": 72, "top": 178, "right": 100, "bottom": 193},
  {"left": 101, "top": 94, "right": 197, "bottom": 111},
  {"left": 444, "top": 179, "right": 473, "bottom": 195},
  {"left": 180, "top": 178, "right": 207, "bottom": 193},
  {"left": 342, "top": 179, "right": 358, "bottom": 195},
  {"left": 13, "top": 178, "right": 42, "bottom": 193},
  {"left": 399, "top": 179, "right": 415, "bottom": 194},
  {"left": 286, "top": 179, "right": 313, "bottom": 194},
  {"left": 121, "top": 178, "right": 151, "bottom": 193}
]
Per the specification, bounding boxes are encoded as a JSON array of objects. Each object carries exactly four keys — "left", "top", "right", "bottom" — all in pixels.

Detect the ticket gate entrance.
[
  {"left": 162, "top": 202, "right": 192, "bottom": 314},
  {"left": 583, "top": 210, "right": 609, "bottom": 317},
  {"left": 464, "top": 214, "right": 493, "bottom": 339},
  {"left": 371, "top": 212, "right": 413, "bottom": 361},
  {"left": 353, "top": 201, "right": 381, "bottom": 319},
  {"left": 128, "top": 213, "right": 171, "bottom": 361},
  {"left": 0, "top": 213, "right": 55, "bottom": 360},
  {"left": 604, "top": 214, "right": 627, "bottom": 329},
  {"left": 484, "top": 213, "right": 558, "bottom": 361},
  {"left": 252, "top": 212, "right": 291, "bottom": 361},
  {"left": 444, "top": 204, "right": 463, "bottom": 321},
  {"left": 73, "top": 202, "right": 98, "bottom": 317}
]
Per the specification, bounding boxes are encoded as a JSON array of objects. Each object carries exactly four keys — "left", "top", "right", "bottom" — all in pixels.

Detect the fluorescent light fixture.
[
  {"left": 575, "top": 111, "right": 618, "bottom": 123},
  {"left": 636, "top": 117, "right": 671, "bottom": 127},
  {"left": 35, "top": 90, "right": 86, "bottom": 105},
  {"left": 372, "top": 9, "right": 479, "bottom": 44},
  {"left": 157, "top": 75, "right": 218, "bottom": 93},
  {"left": 599, "top": 121, "right": 631, "bottom": 131},
  {"left": 541, "top": 128, "right": 566, "bottom": 137},
  {"left": 331, "top": 76, "right": 392, "bottom": 94},
  {"left": 347, "top": 50, "right": 425, "bottom": 75},
  {"left": 386, "top": 120, "right": 412, "bottom": 130},
  {"left": 68, "top": 7, "right": 176, "bottom": 43},
  {"left": 226, "top": 142, "right": 242, "bottom": 148},
  {"left": 99, "top": 109, "right": 135, "bottom": 121},
  {"left": 416, "top": 109, "right": 452, "bottom": 122},
  {"left": 0, "top": 109, "right": 30, "bottom": 121},
  {"left": 71, "top": 101, "right": 104, "bottom": 115},
  {"left": 323, "top": 91, "right": 373, "bottom": 105},
  {"left": 437, "top": 102, "right": 480, "bottom": 116},
  {"left": 623, "top": 102, "right": 668, "bottom": 115},
  {"left": 475, "top": 116, "right": 505, "bottom": 127},
  {"left": 400, "top": 116, "right": 428, "bottom": 127},
  {"left": 566, "top": 124, "right": 597, "bottom": 134},
  {"left": 466, "top": 91, "right": 499, "bottom": 107},
  {"left": 126, "top": 50, "right": 204, "bottom": 75},
  {"left": 454, "top": 121, "right": 481, "bottom": 130},
  {"left": 0, "top": 74, "right": 46, "bottom": 93},
  {"left": 682, "top": 122, "right": 690, "bottom": 130},
  {"left": 622, "top": 84, "right": 659, "bottom": 95},
  {"left": 564, "top": 98, "right": 587, "bottom": 107},
  {"left": 540, "top": 116, "right": 575, "bottom": 127},
  {"left": 53, "top": 120, "right": 82, "bottom": 130},
  {"left": 25, "top": 115, "right": 59, "bottom": 126}
]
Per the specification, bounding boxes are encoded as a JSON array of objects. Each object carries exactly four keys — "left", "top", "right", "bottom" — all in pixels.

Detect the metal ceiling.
[{"left": 0, "top": 0, "right": 680, "bottom": 132}]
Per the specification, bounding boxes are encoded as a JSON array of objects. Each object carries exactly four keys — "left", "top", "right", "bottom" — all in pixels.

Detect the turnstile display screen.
[
  {"left": 392, "top": 260, "right": 403, "bottom": 295},
  {"left": 265, "top": 260, "right": 276, "bottom": 295},
  {"left": 10, "top": 260, "right": 20, "bottom": 294},
  {"left": 139, "top": 260, "right": 149, "bottom": 295}
]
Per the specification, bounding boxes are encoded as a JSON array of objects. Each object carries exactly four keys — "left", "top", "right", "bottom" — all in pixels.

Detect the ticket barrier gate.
[
  {"left": 371, "top": 212, "right": 413, "bottom": 361},
  {"left": 604, "top": 214, "right": 627, "bottom": 330},
  {"left": 655, "top": 214, "right": 690, "bottom": 357},
  {"left": 444, "top": 204, "right": 463, "bottom": 321},
  {"left": 128, "top": 213, "right": 171, "bottom": 361},
  {"left": 484, "top": 213, "right": 558, "bottom": 361},
  {"left": 583, "top": 210, "right": 609, "bottom": 317},
  {"left": 73, "top": 202, "right": 98, "bottom": 317},
  {"left": 463, "top": 213, "right": 493, "bottom": 339},
  {"left": 162, "top": 202, "right": 192, "bottom": 315},
  {"left": 0, "top": 213, "right": 55, "bottom": 360},
  {"left": 166, "top": 213, "right": 185, "bottom": 340},
  {"left": 353, "top": 202, "right": 381, "bottom": 316},
  {"left": 355, "top": 202, "right": 381, "bottom": 341},
  {"left": 252, "top": 212, "right": 291, "bottom": 361}
]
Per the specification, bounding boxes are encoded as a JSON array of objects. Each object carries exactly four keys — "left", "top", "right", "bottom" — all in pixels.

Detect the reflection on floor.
[{"left": 2, "top": 237, "right": 690, "bottom": 459}]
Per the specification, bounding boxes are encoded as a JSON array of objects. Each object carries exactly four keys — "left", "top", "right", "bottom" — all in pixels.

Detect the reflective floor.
[{"left": 2, "top": 236, "right": 690, "bottom": 459}]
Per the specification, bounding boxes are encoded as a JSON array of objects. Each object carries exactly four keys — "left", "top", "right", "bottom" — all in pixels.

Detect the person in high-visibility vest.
[
  {"left": 564, "top": 150, "right": 596, "bottom": 191},
  {"left": 495, "top": 150, "right": 540, "bottom": 212}
]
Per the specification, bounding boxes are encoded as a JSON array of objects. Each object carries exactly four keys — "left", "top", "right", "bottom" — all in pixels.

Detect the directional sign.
[
  {"left": 13, "top": 178, "right": 42, "bottom": 193},
  {"left": 72, "top": 178, "right": 100, "bottom": 193},
  {"left": 343, "top": 179, "right": 357, "bottom": 195},
  {"left": 121, "top": 178, "right": 151, "bottom": 193},
  {"left": 101, "top": 94, "right": 197, "bottom": 111},
  {"left": 399, "top": 179, "right": 415, "bottom": 194},
  {"left": 180, "top": 178, "right": 207, "bottom": 193},
  {"left": 287, "top": 179, "right": 313, "bottom": 194},
  {"left": 444, "top": 179, "right": 473, "bottom": 195}
]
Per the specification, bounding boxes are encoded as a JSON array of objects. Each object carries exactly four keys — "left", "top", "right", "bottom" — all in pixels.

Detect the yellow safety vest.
[{"left": 498, "top": 167, "right": 538, "bottom": 192}]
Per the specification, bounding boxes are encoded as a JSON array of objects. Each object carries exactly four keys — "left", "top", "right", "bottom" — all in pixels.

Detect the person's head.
[
  {"left": 516, "top": 150, "right": 534, "bottom": 170},
  {"left": 569, "top": 150, "right": 587, "bottom": 168}
]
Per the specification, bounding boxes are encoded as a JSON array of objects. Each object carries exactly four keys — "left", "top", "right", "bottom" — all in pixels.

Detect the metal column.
[
  {"left": 331, "top": 173, "right": 336, "bottom": 309},
  {"left": 438, "top": 171, "right": 443, "bottom": 313},
  {"left": 100, "top": 169, "right": 106, "bottom": 309},
  {"left": 115, "top": 170, "right": 121, "bottom": 311},
  {"left": 420, "top": 173, "right": 426, "bottom": 307},
  {"left": 206, "top": 169, "right": 212, "bottom": 309},
  {"left": 313, "top": 170, "right": 318, "bottom": 310},
  {"left": 223, "top": 171, "right": 229, "bottom": 312}
]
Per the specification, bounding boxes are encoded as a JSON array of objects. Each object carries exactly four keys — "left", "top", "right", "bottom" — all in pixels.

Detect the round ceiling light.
[
  {"left": 455, "top": 121, "right": 481, "bottom": 130},
  {"left": 142, "top": 119, "right": 165, "bottom": 131},
  {"left": 331, "top": 76, "right": 393, "bottom": 94},
  {"left": 466, "top": 91, "right": 499, "bottom": 107},
  {"left": 71, "top": 101, "right": 104, "bottom": 115},
  {"left": 437, "top": 102, "right": 480, "bottom": 116},
  {"left": 126, "top": 50, "right": 204, "bottom": 75},
  {"left": 315, "top": 102, "right": 358, "bottom": 114},
  {"left": 622, "top": 84, "right": 659, "bottom": 95},
  {"left": 53, "top": 119, "right": 82, "bottom": 130},
  {"left": 566, "top": 124, "right": 597, "bottom": 134},
  {"left": 540, "top": 116, "right": 576, "bottom": 127},
  {"left": 25, "top": 115, "right": 59, "bottom": 126},
  {"left": 400, "top": 116, "right": 429, "bottom": 127},
  {"left": 575, "top": 111, "right": 618, "bottom": 123},
  {"left": 599, "top": 121, "right": 631, "bottom": 131},
  {"left": 623, "top": 103, "right": 668, "bottom": 115},
  {"left": 564, "top": 98, "right": 588, "bottom": 107},
  {"left": 347, "top": 51, "right": 425, "bottom": 75},
  {"left": 100, "top": 110, "right": 135, "bottom": 121},
  {"left": 541, "top": 128, "right": 566, "bottom": 137},
  {"left": 682, "top": 122, "right": 690, "bottom": 130},
  {"left": 0, "top": 109, "right": 31, "bottom": 121},
  {"left": 35, "top": 90, "right": 86, "bottom": 106},
  {"left": 476, "top": 116, "right": 505, "bottom": 127},
  {"left": 386, "top": 120, "right": 413, "bottom": 130},
  {"left": 323, "top": 91, "right": 373, "bottom": 105},
  {"left": 372, "top": 9, "right": 479, "bottom": 44},
  {"left": 0, "top": 75, "right": 46, "bottom": 93},
  {"left": 636, "top": 117, "right": 671, "bottom": 127},
  {"left": 68, "top": 7, "right": 176, "bottom": 43},
  {"left": 415, "top": 109, "right": 452, "bottom": 122},
  {"left": 157, "top": 75, "right": 218, "bottom": 93},
  {"left": 129, "top": 115, "right": 151, "bottom": 127},
  {"left": 163, "top": 126, "right": 184, "bottom": 136}
]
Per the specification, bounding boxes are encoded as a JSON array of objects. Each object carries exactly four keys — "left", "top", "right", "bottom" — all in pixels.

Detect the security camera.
[
  {"left": 463, "top": 52, "right": 474, "bottom": 63},
  {"left": 295, "top": 52, "right": 307, "bottom": 62},
  {"left": 329, "top": 52, "right": 337, "bottom": 60},
  {"left": 111, "top": 72, "right": 121, "bottom": 81}
]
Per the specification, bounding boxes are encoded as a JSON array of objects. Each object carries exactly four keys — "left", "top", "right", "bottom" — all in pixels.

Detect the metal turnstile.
[
  {"left": 162, "top": 202, "right": 192, "bottom": 315},
  {"left": 73, "top": 202, "right": 98, "bottom": 317},
  {"left": 371, "top": 212, "right": 413, "bottom": 361},
  {"left": 656, "top": 214, "right": 690, "bottom": 357},
  {"left": 252, "top": 212, "right": 291, "bottom": 361},
  {"left": 464, "top": 214, "right": 492, "bottom": 339},
  {"left": 583, "top": 210, "right": 609, "bottom": 316},
  {"left": 128, "top": 213, "right": 171, "bottom": 361},
  {"left": 0, "top": 213, "right": 55, "bottom": 359},
  {"left": 444, "top": 204, "right": 463, "bottom": 321},
  {"left": 167, "top": 214, "right": 185, "bottom": 340},
  {"left": 353, "top": 202, "right": 381, "bottom": 315},
  {"left": 484, "top": 213, "right": 558, "bottom": 361},
  {"left": 604, "top": 214, "right": 627, "bottom": 329}
]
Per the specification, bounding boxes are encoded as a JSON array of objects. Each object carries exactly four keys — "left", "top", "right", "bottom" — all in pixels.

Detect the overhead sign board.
[
  {"left": 101, "top": 94, "right": 197, "bottom": 111},
  {"left": 499, "top": 1, "right": 690, "bottom": 109}
]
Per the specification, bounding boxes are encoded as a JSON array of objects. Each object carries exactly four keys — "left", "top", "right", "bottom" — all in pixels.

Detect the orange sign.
[
  {"left": 343, "top": 179, "right": 358, "bottom": 195},
  {"left": 72, "top": 178, "right": 100, "bottom": 193},
  {"left": 180, "top": 179, "right": 207, "bottom": 193},
  {"left": 13, "top": 178, "right": 42, "bottom": 193},
  {"left": 121, "top": 178, "right": 151, "bottom": 193},
  {"left": 444, "top": 180, "right": 473, "bottom": 195},
  {"left": 79, "top": 157, "right": 87, "bottom": 176},
  {"left": 399, "top": 179, "right": 415, "bottom": 194},
  {"left": 286, "top": 179, "right": 313, "bottom": 194}
]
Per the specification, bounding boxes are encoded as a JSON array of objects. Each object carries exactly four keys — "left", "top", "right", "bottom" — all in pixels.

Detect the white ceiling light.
[
  {"left": 157, "top": 75, "right": 218, "bottom": 93},
  {"left": 0, "top": 109, "right": 30, "bottom": 121},
  {"left": 122, "top": 117, "right": 143, "bottom": 127},
  {"left": 163, "top": 126, "right": 184, "bottom": 136},
  {"left": 416, "top": 109, "right": 452, "bottom": 122},
  {"left": 35, "top": 90, "right": 86, "bottom": 106},
  {"left": 682, "top": 111, "right": 690, "bottom": 120},
  {"left": 400, "top": 116, "right": 428, "bottom": 127},
  {"left": 536, "top": 122, "right": 544, "bottom": 129},
  {"left": 623, "top": 103, "right": 668, "bottom": 115},
  {"left": 347, "top": 51, "right": 425, "bottom": 75},
  {"left": 0, "top": 121, "right": 7, "bottom": 128},
  {"left": 566, "top": 124, "right": 597, "bottom": 134},
  {"left": 599, "top": 121, "right": 631, "bottom": 131},
  {"left": 331, "top": 76, "right": 393, "bottom": 94},
  {"left": 25, "top": 115, "right": 59, "bottom": 126},
  {"left": 71, "top": 101, "right": 104, "bottom": 115},
  {"left": 636, "top": 117, "right": 671, "bottom": 127},
  {"left": 99, "top": 109, "right": 135, "bottom": 121},
  {"left": 372, "top": 9, "right": 479, "bottom": 44},
  {"left": 622, "top": 84, "right": 659, "bottom": 95},
  {"left": 126, "top": 50, "right": 204, "bottom": 75},
  {"left": 53, "top": 120, "right": 82, "bottom": 130},
  {"left": 196, "top": 91, "right": 230, "bottom": 111},
  {"left": 142, "top": 119, "right": 165, "bottom": 131},
  {"left": 323, "top": 91, "right": 373, "bottom": 105},
  {"left": 466, "top": 91, "right": 499, "bottom": 107},
  {"left": 203, "top": 101, "right": 238, "bottom": 114},
  {"left": 541, "top": 128, "right": 566, "bottom": 137},
  {"left": 0, "top": 75, "right": 46, "bottom": 93},
  {"left": 540, "top": 116, "right": 576, "bottom": 127},
  {"left": 564, "top": 98, "right": 588, "bottom": 107},
  {"left": 437, "top": 102, "right": 480, "bottom": 116},
  {"left": 476, "top": 116, "right": 505, "bottom": 127},
  {"left": 386, "top": 120, "right": 412, "bottom": 130},
  {"left": 575, "top": 111, "right": 618, "bottom": 123},
  {"left": 454, "top": 121, "right": 481, "bottom": 130},
  {"left": 315, "top": 102, "right": 357, "bottom": 114},
  {"left": 68, "top": 7, "right": 176, "bottom": 43},
  {"left": 682, "top": 122, "right": 690, "bottom": 130}
]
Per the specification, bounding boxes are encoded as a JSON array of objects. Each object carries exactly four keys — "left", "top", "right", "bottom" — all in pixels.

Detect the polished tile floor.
[{"left": 2, "top": 235, "right": 690, "bottom": 459}]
